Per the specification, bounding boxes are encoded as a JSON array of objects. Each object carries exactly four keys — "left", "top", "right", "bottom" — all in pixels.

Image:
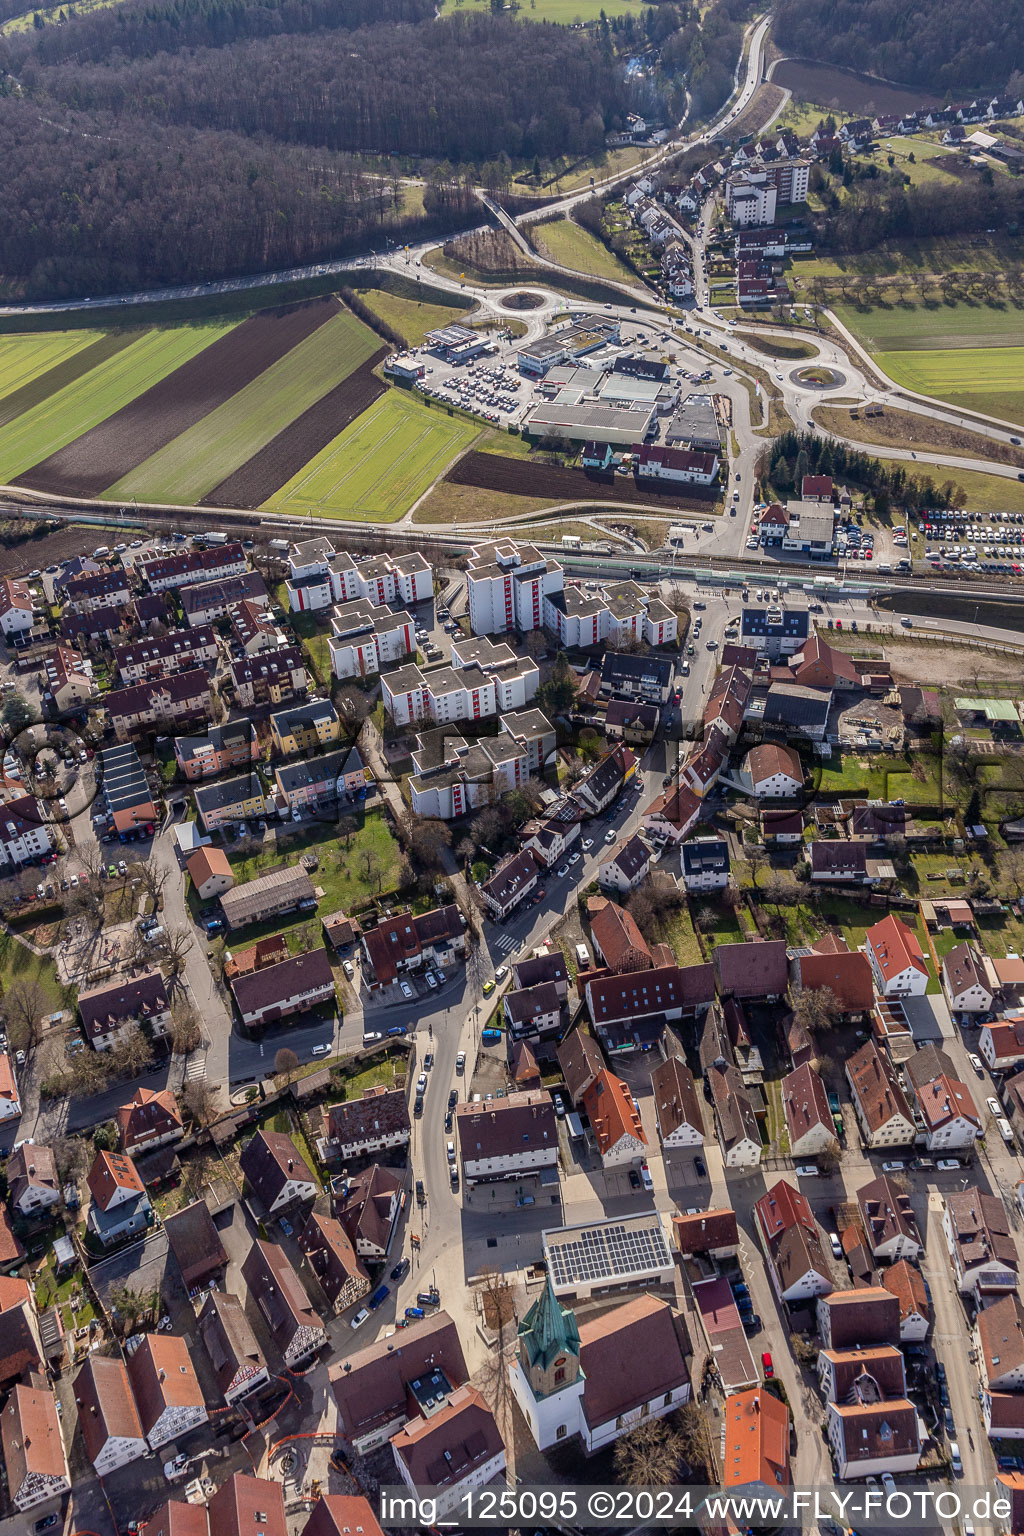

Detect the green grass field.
[
  {"left": 533, "top": 218, "right": 634, "bottom": 283},
  {"left": 834, "top": 300, "right": 1024, "bottom": 350},
  {"left": 105, "top": 310, "right": 380, "bottom": 504},
  {"left": 0, "top": 324, "right": 234, "bottom": 484},
  {"left": 0, "top": 0, "right": 124, "bottom": 32},
  {"left": 874, "top": 349, "right": 1024, "bottom": 426},
  {"left": 0, "top": 331, "right": 102, "bottom": 400},
  {"left": 266, "top": 389, "right": 479, "bottom": 521},
  {"left": 357, "top": 291, "right": 469, "bottom": 348},
  {"left": 448, "top": 0, "right": 648, "bottom": 21},
  {"left": 872, "top": 454, "right": 1024, "bottom": 511}
]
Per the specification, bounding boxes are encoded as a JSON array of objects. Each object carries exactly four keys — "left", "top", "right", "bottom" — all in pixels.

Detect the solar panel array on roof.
[{"left": 546, "top": 1220, "right": 670, "bottom": 1287}]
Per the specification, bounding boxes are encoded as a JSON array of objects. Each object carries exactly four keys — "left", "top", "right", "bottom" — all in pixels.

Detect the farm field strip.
[
  {"left": 0, "top": 331, "right": 139, "bottom": 432},
  {"left": 17, "top": 301, "right": 342, "bottom": 499},
  {"left": 772, "top": 60, "right": 942, "bottom": 117},
  {"left": 834, "top": 300, "right": 1024, "bottom": 351},
  {"left": 104, "top": 310, "right": 381, "bottom": 506},
  {"left": 0, "top": 332, "right": 99, "bottom": 400},
  {"left": 0, "top": 325, "right": 232, "bottom": 486},
  {"left": 355, "top": 291, "right": 469, "bottom": 348},
  {"left": 265, "top": 390, "right": 478, "bottom": 521},
  {"left": 454, "top": 0, "right": 649, "bottom": 21},
  {"left": 202, "top": 347, "right": 386, "bottom": 509}
]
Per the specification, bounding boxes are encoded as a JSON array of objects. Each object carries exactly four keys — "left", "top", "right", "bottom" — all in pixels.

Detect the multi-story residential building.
[
  {"left": 116, "top": 1086, "right": 183, "bottom": 1156},
  {"left": 582, "top": 1069, "right": 647, "bottom": 1168},
  {"left": 584, "top": 964, "right": 715, "bottom": 1051},
  {"left": 575, "top": 743, "right": 637, "bottom": 816},
  {"left": 782, "top": 1062, "right": 839, "bottom": 1158},
  {"left": 60, "top": 567, "right": 132, "bottom": 612},
  {"left": 328, "top": 1087, "right": 410, "bottom": 1161},
  {"left": 86, "top": 1150, "right": 153, "bottom": 1247},
  {"left": 857, "top": 1175, "right": 923, "bottom": 1262},
  {"left": 846, "top": 1040, "right": 916, "bottom": 1149},
  {"left": 113, "top": 627, "right": 219, "bottom": 685},
  {"left": 43, "top": 644, "right": 96, "bottom": 711},
  {"left": 744, "top": 743, "right": 804, "bottom": 798},
  {"left": 599, "top": 650, "right": 675, "bottom": 703},
  {"left": 75, "top": 1355, "right": 147, "bottom": 1475},
  {"left": 466, "top": 539, "right": 565, "bottom": 636},
  {"left": 520, "top": 808, "right": 580, "bottom": 870},
  {"left": 287, "top": 541, "right": 432, "bottom": 614},
  {"left": 826, "top": 1399, "right": 920, "bottom": 1480},
  {"left": 240, "top": 1130, "right": 318, "bottom": 1214},
  {"left": 478, "top": 849, "right": 539, "bottom": 921},
  {"left": 229, "top": 597, "right": 286, "bottom": 655},
  {"left": 198, "top": 1290, "right": 269, "bottom": 1406},
  {"left": 182, "top": 572, "right": 268, "bottom": 628},
  {"left": 817, "top": 1288, "right": 900, "bottom": 1351},
  {"left": 229, "top": 646, "right": 308, "bottom": 709},
  {"left": 360, "top": 904, "right": 466, "bottom": 990},
  {"left": 456, "top": 1091, "right": 558, "bottom": 1185},
  {"left": 270, "top": 700, "right": 341, "bottom": 757},
  {"left": 206, "top": 1474, "right": 288, "bottom": 1536},
  {"left": 903, "top": 1043, "right": 980, "bottom": 1151},
  {"left": 651, "top": 1055, "right": 704, "bottom": 1148},
  {"left": 714, "top": 939, "right": 790, "bottom": 1001},
  {"left": 241, "top": 1239, "right": 327, "bottom": 1370},
  {"left": 409, "top": 727, "right": 528, "bottom": 821},
  {"left": 297, "top": 1212, "right": 369, "bottom": 1314},
  {"left": 391, "top": 1384, "right": 505, "bottom": 1520},
  {"left": 335, "top": 1164, "right": 403, "bottom": 1261},
  {"left": 138, "top": 543, "right": 247, "bottom": 593},
  {"left": 172, "top": 721, "right": 258, "bottom": 783},
  {"left": 943, "top": 1188, "right": 1019, "bottom": 1299},
  {"left": 78, "top": 971, "right": 171, "bottom": 1052},
  {"left": 126, "top": 1334, "right": 208, "bottom": 1450},
  {"left": 327, "top": 598, "right": 416, "bottom": 681},
  {"left": 881, "top": 1261, "right": 930, "bottom": 1342},
  {"left": 1, "top": 1384, "right": 71, "bottom": 1510},
  {"left": 597, "top": 833, "right": 652, "bottom": 895},
  {"left": 866, "top": 914, "right": 930, "bottom": 997},
  {"left": 330, "top": 1312, "right": 468, "bottom": 1456},
  {"left": 680, "top": 836, "right": 731, "bottom": 892},
  {"left": 273, "top": 745, "right": 365, "bottom": 813},
  {"left": 104, "top": 669, "right": 211, "bottom": 742},
  {"left": 193, "top": 772, "right": 267, "bottom": 832},
  {"left": 755, "top": 1180, "right": 833, "bottom": 1302},
  {"left": 942, "top": 941, "right": 996, "bottom": 1014},
  {"left": 231, "top": 950, "right": 336, "bottom": 1031},
  {"left": 708, "top": 1063, "right": 761, "bottom": 1168},
  {"left": 0, "top": 795, "right": 53, "bottom": 870},
  {"left": 0, "top": 578, "right": 35, "bottom": 641},
  {"left": 980, "top": 1013, "right": 1024, "bottom": 1073},
  {"left": 381, "top": 649, "right": 539, "bottom": 728},
  {"left": 5, "top": 1143, "right": 58, "bottom": 1217},
  {"left": 740, "top": 604, "right": 809, "bottom": 657}
]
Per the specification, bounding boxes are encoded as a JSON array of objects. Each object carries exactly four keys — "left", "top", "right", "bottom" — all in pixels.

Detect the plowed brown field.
[
  {"left": 447, "top": 451, "right": 717, "bottom": 510},
  {"left": 15, "top": 298, "right": 341, "bottom": 499},
  {"left": 200, "top": 347, "right": 387, "bottom": 509}
]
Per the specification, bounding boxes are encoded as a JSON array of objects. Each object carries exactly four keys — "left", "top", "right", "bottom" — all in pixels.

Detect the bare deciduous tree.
[
  {"left": 275, "top": 1047, "right": 299, "bottom": 1080},
  {"left": 4, "top": 979, "right": 49, "bottom": 1048},
  {"left": 613, "top": 1413, "right": 685, "bottom": 1485},
  {"left": 181, "top": 1080, "right": 218, "bottom": 1127}
]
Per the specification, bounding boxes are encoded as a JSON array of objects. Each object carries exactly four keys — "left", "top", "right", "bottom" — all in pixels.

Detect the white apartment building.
[
  {"left": 466, "top": 539, "right": 564, "bottom": 636},
  {"left": 328, "top": 598, "right": 416, "bottom": 680},
  {"left": 287, "top": 539, "right": 432, "bottom": 614},
  {"left": 0, "top": 795, "right": 54, "bottom": 869},
  {"left": 455, "top": 1091, "right": 558, "bottom": 1184},
  {"left": 381, "top": 652, "right": 539, "bottom": 728},
  {"left": 409, "top": 725, "right": 529, "bottom": 820}
]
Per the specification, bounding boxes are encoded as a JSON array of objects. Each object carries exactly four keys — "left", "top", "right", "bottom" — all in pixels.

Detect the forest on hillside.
[
  {"left": 0, "top": 0, "right": 750, "bottom": 298},
  {"left": 773, "top": 0, "right": 1024, "bottom": 95}
]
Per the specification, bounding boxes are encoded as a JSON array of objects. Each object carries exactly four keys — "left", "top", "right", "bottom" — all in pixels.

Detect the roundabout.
[
  {"left": 791, "top": 364, "right": 846, "bottom": 389},
  {"left": 499, "top": 290, "right": 546, "bottom": 311}
]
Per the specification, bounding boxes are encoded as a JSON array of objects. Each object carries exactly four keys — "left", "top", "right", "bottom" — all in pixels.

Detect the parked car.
[
  {"left": 415, "top": 1179, "right": 425, "bottom": 1205},
  {"left": 639, "top": 1162, "right": 653, "bottom": 1192},
  {"left": 694, "top": 1155, "right": 706, "bottom": 1178},
  {"left": 362, "top": 1031, "right": 383, "bottom": 1046},
  {"left": 350, "top": 1308, "right": 370, "bottom": 1330},
  {"left": 761, "top": 1351, "right": 774, "bottom": 1379},
  {"left": 969, "top": 1053, "right": 984, "bottom": 1075},
  {"left": 481, "top": 1027, "right": 502, "bottom": 1044},
  {"left": 400, "top": 980, "right": 414, "bottom": 1000},
  {"left": 404, "top": 1306, "right": 425, "bottom": 1320},
  {"left": 391, "top": 1258, "right": 410, "bottom": 1281}
]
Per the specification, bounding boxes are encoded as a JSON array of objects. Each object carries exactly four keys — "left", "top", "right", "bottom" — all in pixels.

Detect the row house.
[
  {"left": 298, "top": 1211, "right": 369, "bottom": 1314},
  {"left": 126, "top": 1333, "right": 207, "bottom": 1450},
  {"left": 708, "top": 1063, "right": 761, "bottom": 1168},
  {"left": 826, "top": 1399, "right": 920, "bottom": 1481},
  {"left": 273, "top": 744, "right": 365, "bottom": 813},
  {"left": 0, "top": 794, "right": 54, "bottom": 870},
  {"left": 193, "top": 771, "right": 267, "bottom": 831},
  {"left": 181, "top": 572, "right": 268, "bottom": 628},
  {"left": 198, "top": 1290, "right": 270, "bottom": 1406},
  {"left": 328, "top": 598, "right": 416, "bottom": 681},
  {"left": 229, "top": 646, "right": 308, "bottom": 709},
  {"left": 75, "top": 1354, "right": 146, "bottom": 1476},
  {"left": 582, "top": 1069, "right": 647, "bottom": 1168},
  {"left": 903, "top": 1043, "right": 980, "bottom": 1151},
  {"left": 335, "top": 1164, "right": 403, "bottom": 1262},
  {"left": 104, "top": 669, "right": 211, "bottom": 742},
  {"left": 782, "top": 1062, "right": 838, "bottom": 1159},
  {"left": 113, "top": 626, "right": 219, "bottom": 685},
  {"left": 882, "top": 1261, "right": 931, "bottom": 1343},
  {"left": 754, "top": 1179, "right": 833, "bottom": 1303},
  {"left": 174, "top": 720, "right": 258, "bottom": 782},
  {"left": 60, "top": 567, "right": 131, "bottom": 613},
  {"left": 817, "top": 1288, "right": 900, "bottom": 1351},
  {"left": 138, "top": 542, "right": 248, "bottom": 593},
  {"left": 651, "top": 1055, "right": 703, "bottom": 1148},
  {"left": 78, "top": 971, "right": 171, "bottom": 1052},
  {"left": 585, "top": 963, "right": 715, "bottom": 1051},
  {"left": 2, "top": 1384, "right": 71, "bottom": 1510},
  {"left": 857, "top": 1175, "right": 923, "bottom": 1263}
]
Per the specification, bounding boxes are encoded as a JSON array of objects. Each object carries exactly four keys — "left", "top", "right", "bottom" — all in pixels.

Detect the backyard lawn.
[
  {"left": 227, "top": 811, "right": 402, "bottom": 917},
  {"left": 0, "top": 932, "right": 68, "bottom": 1048}
]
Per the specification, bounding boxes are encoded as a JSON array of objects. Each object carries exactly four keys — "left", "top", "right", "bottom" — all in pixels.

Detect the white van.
[{"left": 575, "top": 941, "right": 590, "bottom": 968}]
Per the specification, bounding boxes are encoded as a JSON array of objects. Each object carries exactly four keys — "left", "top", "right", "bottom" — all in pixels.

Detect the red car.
[{"left": 761, "top": 1351, "right": 774, "bottom": 1379}]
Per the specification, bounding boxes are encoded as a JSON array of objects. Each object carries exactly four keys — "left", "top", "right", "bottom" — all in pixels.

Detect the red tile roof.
[
  {"left": 867, "top": 914, "right": 928, "bottom": 984},
  {"left": 87, "top": 1149, "right": 144, "bottom": 1211},
  {"left": 582, "top": 1070, "right": 647, "bottom": 1156},
  {"left": 722, "top": 1387, "right": 790, "bottom": 1487}
]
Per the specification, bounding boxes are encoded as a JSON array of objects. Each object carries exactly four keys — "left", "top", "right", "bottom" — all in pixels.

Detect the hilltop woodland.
[
  {"left": 0, "top": 0, "right": 749, "bottom": 298},
  {"left": 759, "top": 431, "right": 966, "bottom": 517},
  {"left": 773, "top": 0, "right": 1024, "bottom": 96}
]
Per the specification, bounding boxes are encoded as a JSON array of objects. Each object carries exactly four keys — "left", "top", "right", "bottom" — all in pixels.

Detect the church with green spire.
[{"left": 510, "top": 1278, "right": 586, "bottom": 1448}]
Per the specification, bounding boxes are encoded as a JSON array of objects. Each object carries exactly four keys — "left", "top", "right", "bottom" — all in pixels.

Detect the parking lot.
[{"left": 921, "top": 509, "right": 1024, "bottom": 574}]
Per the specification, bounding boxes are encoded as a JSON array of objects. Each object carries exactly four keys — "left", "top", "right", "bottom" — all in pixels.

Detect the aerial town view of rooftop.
[{"left": 1, "top": 0, "right": 1024, "bottom": 1532}]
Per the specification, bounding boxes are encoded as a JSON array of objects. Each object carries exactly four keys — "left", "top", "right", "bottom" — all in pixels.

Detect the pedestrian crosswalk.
[
  {"left": 493, "top": 933, "right": 517, "bottom": 956},
  {"left": 185, "top": 1053, "right": 207, "bottom": 1083}
]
